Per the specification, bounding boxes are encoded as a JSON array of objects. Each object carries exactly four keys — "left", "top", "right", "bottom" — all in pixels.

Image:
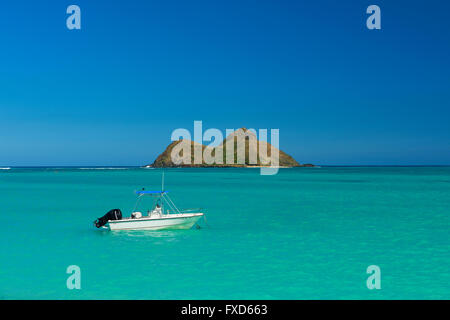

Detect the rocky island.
[{"left": 146, "top": 128, "right": 314, "bottom": 168}]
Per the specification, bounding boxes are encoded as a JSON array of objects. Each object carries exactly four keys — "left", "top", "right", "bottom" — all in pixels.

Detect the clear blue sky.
[{"left": 0, "top": 0, "right": 449, "bottom": 166}]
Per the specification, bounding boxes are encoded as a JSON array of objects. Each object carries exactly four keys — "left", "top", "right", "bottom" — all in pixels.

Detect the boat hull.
[{"left": 106, "top": 213, "right": 203, "bottom": 231}]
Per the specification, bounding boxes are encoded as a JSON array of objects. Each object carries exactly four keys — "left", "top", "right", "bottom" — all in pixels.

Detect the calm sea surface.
[{"left": 0, "top": 167, "right": 448, "bottom": 299}]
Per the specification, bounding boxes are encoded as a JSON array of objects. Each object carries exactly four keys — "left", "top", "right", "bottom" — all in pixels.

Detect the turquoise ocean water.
[{"left": 0, "top": 167, "right": 448, "bottom": 299}]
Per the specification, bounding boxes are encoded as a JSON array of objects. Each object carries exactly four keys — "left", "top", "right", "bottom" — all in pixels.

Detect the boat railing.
[
  {"left": 124, "top": 208, "right": 203, "bottom": 219},
  {"left": 179, "top": 208, "right": 203, "bottom": 213}
]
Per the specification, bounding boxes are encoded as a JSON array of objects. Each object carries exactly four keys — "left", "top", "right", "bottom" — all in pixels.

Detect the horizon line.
[{"left": 2, "top": 165, "right": 450, "bottom": 168}]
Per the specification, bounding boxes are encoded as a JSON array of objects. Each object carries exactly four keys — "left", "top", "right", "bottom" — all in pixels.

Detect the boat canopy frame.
[
  {"left": 131, "top": 173, "right": 202, "bottom": 216},
  {"left": 132, "top": 190, "right": 182, "bottom": 215}
]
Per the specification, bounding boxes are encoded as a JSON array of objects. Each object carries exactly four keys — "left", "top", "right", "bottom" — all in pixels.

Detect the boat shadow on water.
[{"left": 93, "top": 223, "right": 206, "bottom": 240}]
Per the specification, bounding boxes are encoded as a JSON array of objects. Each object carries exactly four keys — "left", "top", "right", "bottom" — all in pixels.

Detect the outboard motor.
[{"left": 94, "top": 209, "right": 122, "bottom": 228}]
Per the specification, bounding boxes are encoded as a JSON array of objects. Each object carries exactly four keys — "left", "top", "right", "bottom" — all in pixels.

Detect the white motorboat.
[{"left": 94, "top": 175, "right": 204, "bottom": 231}]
